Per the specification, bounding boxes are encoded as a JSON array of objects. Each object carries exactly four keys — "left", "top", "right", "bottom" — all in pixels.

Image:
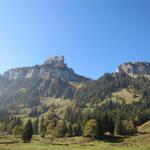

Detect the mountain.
[
  {"left": 3, "top": 56, "right": 89, "bottom": 82},
  {"left": 118, "top": 62, "right": 150, "bottom": 78},
  {"left": 76, "top": 62, "right": 150, "bottom": 106},
  {"left": 0, "top": 56, "right": 90, "bottom": 108},
  {"left": 1, "top": 59, "right": 150, "bottom": 111},
  {"left": 0, "top": 59, "right": 150, "bottom": 141}
]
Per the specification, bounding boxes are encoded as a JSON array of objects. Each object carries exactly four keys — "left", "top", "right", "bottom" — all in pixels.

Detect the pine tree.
[
  {"left": 54, "top": 120, "right": 67, "bottom": 138},
  {"left": 67, "top": 122, "right": 73, "bottom": 137},
  {"left": 39, "top": 116, "right": 44, "bottom": 134},
  {"left": 33, "top": 118, "right": 39, "bottom": 135},
  {"left": 114, "top": 115, "right": 122, "bottom": 135},
  {"left": 22, "top": 120, "right": 33, "bottom": 143},
  {"left": 73, "top": 123, "right": 82, "bottom": 136}
]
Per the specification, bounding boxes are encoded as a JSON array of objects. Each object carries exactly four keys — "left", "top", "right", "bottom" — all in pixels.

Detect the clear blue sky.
[{"left": 0, "top": 0, "right": 150, "bottom": 79}]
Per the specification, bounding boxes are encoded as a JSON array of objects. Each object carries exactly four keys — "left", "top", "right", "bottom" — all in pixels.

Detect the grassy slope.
[
  {"left": 1, "top": 92, "right": 149, "bottom": 150},
  {"left": 16, "top": 89, "right": 140, "bottom": 122},
  {"left": 99, "top": 89, "right": 140, "bottom": 106},
  {"left": 111, "top": 89, "right": 140, "bottom": 104},
  {"left": 138, "top": 120, "right": 150, "bottom": 133},
  {"left": 15, "top": 97, "right": 71, "bottom": 124}
]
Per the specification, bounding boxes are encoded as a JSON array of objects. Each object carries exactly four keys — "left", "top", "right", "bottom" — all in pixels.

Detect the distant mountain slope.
[
  {"left": 0, "top": 56, "right": 90, "bottom": 107},
  {"left": 118, "top": 62, "right": 150, "bottom": 78},
  {"left": 76, "top": 62, "right": 150, "bottom": 106},
  {"left": 76, "top": 72, "right": 131, "bottom": 106},
  {"left": 1, "top": 60, "right": 150, "bottom": 109}
]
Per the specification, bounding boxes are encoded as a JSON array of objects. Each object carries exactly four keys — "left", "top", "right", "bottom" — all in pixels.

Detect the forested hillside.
[{"left": 0, "top": 60, "right": 150, "bottom": 142}]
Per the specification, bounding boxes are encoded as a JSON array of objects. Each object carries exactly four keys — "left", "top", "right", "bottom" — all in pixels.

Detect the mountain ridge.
[
  {"left": 0, "top": 56, "right": 90, "bottom": 108},
  {"left": 2, "top": 56, "right": 90, "bottom": 82},
  {"left": 1, "top": 57, "right": 150, "bottom": 108},
  {"left": 118, "top": 61, "right": 150, "bottom": 78}
]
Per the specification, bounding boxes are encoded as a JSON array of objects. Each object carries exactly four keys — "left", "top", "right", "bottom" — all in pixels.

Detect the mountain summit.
[
  {"left": 0, "top": 56, "right": 90, "bottom": 107},
  {"left": 118, "top": 62, "right": 150, "bottom": 78},
  {"left": 44, "top": 56, "right": 65, "bottom": 66},
  {"left": 1, "top": 59, "right": 150, "bottom": 110},
  {"left": 2, "top": 56, "right": 89, "bottom": 82}
]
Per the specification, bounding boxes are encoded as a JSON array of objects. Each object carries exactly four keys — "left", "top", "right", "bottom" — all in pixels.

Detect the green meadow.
[{"left": 0, "top": 133, "right": 150, "bottom": 150}]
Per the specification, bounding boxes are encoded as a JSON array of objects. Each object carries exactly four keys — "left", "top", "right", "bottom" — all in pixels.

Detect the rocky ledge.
[
  {"left": 2, "top": 56, "right": 89, "bottom": 82},
  {"left": 118, "top": 62, "right": 150, "bottom": 77}
]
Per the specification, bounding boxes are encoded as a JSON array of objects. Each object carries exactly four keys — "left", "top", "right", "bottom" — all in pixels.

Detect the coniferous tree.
[
  {"left": 22, "top": 120, "right": 33, "bottom": 143},
  {"left": 33, "top": 118, "right": 39, "bottom": 135},
  {"left": 72, "top": 123, "right": 81, "bottom": 136},
  {"left": 114, "top": 115, "right": 122, "bottom": 135},
  {"left": 67, "top": 122, "right": 73, "bottom": 137},
  {"left": 54, "top": 120, "right": 67, "bottom": 138}
]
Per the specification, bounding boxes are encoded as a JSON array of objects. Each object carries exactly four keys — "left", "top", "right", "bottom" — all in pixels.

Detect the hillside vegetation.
[
  {"left": 0, "top": 60, "right": 150, "bottom": 149},
  {"left": 138, "top": 120, "right": 150, "bottom": 133}
]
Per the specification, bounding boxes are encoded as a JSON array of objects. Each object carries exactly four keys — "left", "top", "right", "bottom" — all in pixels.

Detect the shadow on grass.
[
  {"left": 138, "top": 131, "right": 149, "bottom": 135},
  {"left": 0, "top": 141, "right": 19, "bottom": 144},
  {"left": 51, "top": 143, "right": 69, "bottom": 146},
  {"left": 98, "top": 135, "right": 124, "bottom": 143}
]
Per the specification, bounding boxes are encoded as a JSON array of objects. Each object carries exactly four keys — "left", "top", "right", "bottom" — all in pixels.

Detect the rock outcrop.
[
  {"left": 3, "top": 56, "right": 89, "bottom": 82},
  {"left": 0, "top": 56, "right": 90, "bottom": 106},
  {"left": 118, "top": 62, "right": 150, "bottom": 78},
  {"left": 44, "top": 56, "right": 65, "bottom": 66}
]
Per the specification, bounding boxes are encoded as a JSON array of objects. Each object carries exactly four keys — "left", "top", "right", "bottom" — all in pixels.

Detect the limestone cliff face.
[
  {"left": 44, "top": 56, "right": 64, "bottom": 66},
  {"left": 0, "top": 56, "right": 90, "bottom": 105},
  {"left": 118, "top": 62, "right": 150, "bottom": 77},
  {"left": 3, "top": 56, "right": 88, "bottom": 82}
]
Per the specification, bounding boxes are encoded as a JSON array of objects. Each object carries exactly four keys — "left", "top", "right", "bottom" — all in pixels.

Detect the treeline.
[
  {"left": 0, "top": 73, "right": 150, "bottom": 142},
  {"left": 76, "top": 72, "right": 131, "bottom": 106},
  {"left": 1, "top": 100, "right": 149, "bottom": 142},
  {"left": 76, "top": 72, "right": 150, "bottom": 106}
]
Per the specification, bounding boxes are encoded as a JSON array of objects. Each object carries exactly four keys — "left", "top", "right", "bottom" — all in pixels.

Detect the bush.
[
  {"left": 83, "top": 119, "right": 100, "bottom": 139},
  {"left": 13, "top": 125, "right": 23, "bottom": 137},
  {"left": 121, "top": 120, "right": 137, "bottom": 135}
]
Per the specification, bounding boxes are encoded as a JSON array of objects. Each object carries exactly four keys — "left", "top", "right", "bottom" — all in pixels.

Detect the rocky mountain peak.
[
  {"left": 0, "top": 56, "right": 90, "bottom": 103},
  {"left": 118, "top": 62, "right": 150, "bottom": 77},
  {"left": 2, "top": 56, "right": 90, "bottom": 82},
  {"left": 44, "top": 56, "right": 65, "bottom": 66}
]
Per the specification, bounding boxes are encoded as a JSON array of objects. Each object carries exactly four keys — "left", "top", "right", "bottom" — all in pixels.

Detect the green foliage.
[
  {"left": 1, "top": 71, "right": 150, "bottom": 140},
  {"left": 28, "top": 108, "right": 40, "bottom": 117},
  {"left": 136, "top": 110, "right": 150, "bottom": 125},
  {"left": 47, "top": 120, "right": 57, "bottom": 136},
  {"left": 7, "top": 117, "right": 22, "bottom": 134},
  {"left": 76, "top": 72, "right": 131, "bottom": 106},
  {"left": 83, "top": 119, "right": 100, "bottom": 139},
  {"left": 0, "top": 120, "right": 7, "bottom": 134},
  {"left": 121, "top": 120, "right": 137, "bottom": 135},
  {"left": 72, "top": 123, "right": 81, "bottom": 136},
  {"left": 66, "top": 122, "right": 73, "bottom": 137},
  {"left": 114, "top": 115, "right": 122, "bottom": 135},
  {"left": 12, "top": 125, "right": 23, "bottom": 137},
  {"left": 33, "top": 118, "right": 39, "bottom": 135},
  {"left": 138, "top": 120, "right": 150, "bottom": 133},
  {"left": 54, "top": 120, "right": 67, "bottom": 138},
  {"left": 22, "top": 120, "right": 33, "bottom": 143}
]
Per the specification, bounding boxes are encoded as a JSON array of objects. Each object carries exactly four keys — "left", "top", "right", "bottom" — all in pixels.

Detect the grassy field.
[
  {"left": 98, "top": 88, "right": 141, "bottom": 106},
  {"left": 138, "top": 120, "right": 150, "bottom": 133},
  {"left": 111, "top": 89, "right": 140, "bottom": 104},
  {"left": 0, "top": 118, "right": 150, "bottom": 150},
  {"left": 0, "top": 120, "right": 150, "bottom": 150},
  {"left": 0, "top": 133, "right": 150, "bottom": 150}
]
